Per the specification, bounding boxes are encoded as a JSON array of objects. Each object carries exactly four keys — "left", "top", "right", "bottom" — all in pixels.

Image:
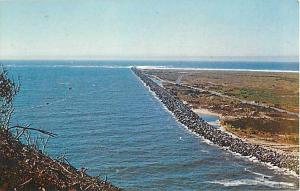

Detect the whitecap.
[
  {"left": 207, "top": 178, "right": 295, "bottom": 189},
  {"left": 244, "top": 168, "right": 273, "bottom": 178},
  {"left": 136, "top": 65, "right": 169, "bottom": 70},
  {"left": 132, "top": 69, "right": 299, "bottom": 177},
  {"left": 135, "top": 66, "right": 298, "bottom": 73}
]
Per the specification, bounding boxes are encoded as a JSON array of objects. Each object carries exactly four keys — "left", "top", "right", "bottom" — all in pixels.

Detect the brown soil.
[
  {"left": 223, "top": 126, "right": 299, "bottom": 157},
  {"left": 143, "top": 69, "right": 299, "bottom": 156}
]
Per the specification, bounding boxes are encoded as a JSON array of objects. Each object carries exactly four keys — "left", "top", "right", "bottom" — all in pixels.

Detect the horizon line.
[{"left": 0, "top": 56, "right": 298, "bottom": 62}]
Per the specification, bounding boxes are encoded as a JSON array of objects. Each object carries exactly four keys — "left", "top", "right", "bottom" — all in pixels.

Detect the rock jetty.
[{"left": 132, "top": 67, "right": 299, "bottom": 175}]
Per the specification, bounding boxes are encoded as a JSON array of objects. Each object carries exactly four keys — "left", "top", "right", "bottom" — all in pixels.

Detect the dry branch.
[{"left": 9, "top": 125, "right": 56, "bottom": 137}]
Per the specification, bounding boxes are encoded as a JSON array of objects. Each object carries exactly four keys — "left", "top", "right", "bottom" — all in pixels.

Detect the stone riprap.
[{"left": 132, "top": 67, "right": 299, "bottom": 175}]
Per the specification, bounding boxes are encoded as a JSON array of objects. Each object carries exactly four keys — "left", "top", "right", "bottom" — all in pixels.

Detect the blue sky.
[{"left": 0, "top": 0, "right": 298, "bottom": 60}]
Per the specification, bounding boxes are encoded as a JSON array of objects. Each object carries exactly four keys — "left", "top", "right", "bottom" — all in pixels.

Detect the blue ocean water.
[
  {"left": 3, "top": 60, "right": 299, "bottom": 190},
  {"left": 2, "top": 60, "right": 299, "bottom": 71}
]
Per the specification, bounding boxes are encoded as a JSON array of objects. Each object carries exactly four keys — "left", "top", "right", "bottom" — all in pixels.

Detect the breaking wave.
[{"left": 207, "top": 178, "right": 295, "bottom": 189}]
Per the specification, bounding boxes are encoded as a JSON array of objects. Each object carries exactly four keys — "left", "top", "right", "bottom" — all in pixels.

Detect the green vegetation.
[
  {"left": 224, "top": 117, "right": 298, "bottom": 134},
  {"left": 0, "top": 67, "right": 19, "bottom": 130},
  {"left": 144, "top": 69, "right": 299, "bottom": 153},
  {"left": 147, "top": 69, "right": 299, "bottom": 113}
]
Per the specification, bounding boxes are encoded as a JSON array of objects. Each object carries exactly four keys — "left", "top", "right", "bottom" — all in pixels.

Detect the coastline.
[
  {"left": 131, "top": 67, "right": 299, "bottom": 175},
  {"left": 192, "top": 107, "right": 299, "bottom": 157},
  {"left": 143, "top": 68, "right": 299, "bottom": 155},
  {"left": 136, "top": 66, "right": 299, "bottom": 73}
]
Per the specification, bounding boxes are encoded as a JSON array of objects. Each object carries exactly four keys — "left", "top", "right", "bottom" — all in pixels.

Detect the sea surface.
[{"left": 3, "top": 60, "right": 299, "bottom": 190}]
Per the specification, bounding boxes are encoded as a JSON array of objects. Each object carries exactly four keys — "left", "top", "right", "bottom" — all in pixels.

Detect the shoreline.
[
  {"left": 192, "top": 107, "right": 299, "bottom": 157},
  {"left": 4, "top": 63, "right": 299, "bottom": 73},
  {"left": 192, "top": 108, "right": 223, "bottom": 118},
  {"left": 132, "top": 67, "right": 299, "bottom": 175},
  {"left": 136, "top": 66, "right": 299, "bottom": 73},
  {"left": 143, "top": 68, "right": 299, "bottom": 153}
]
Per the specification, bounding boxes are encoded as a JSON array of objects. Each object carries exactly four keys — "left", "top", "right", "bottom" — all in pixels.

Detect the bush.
[{"left": 0, "top": 67, "right": 19, "bottom": 130}]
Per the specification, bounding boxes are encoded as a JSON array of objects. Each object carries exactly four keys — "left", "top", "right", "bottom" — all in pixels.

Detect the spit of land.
[{"left": 142, "top": 69, "right": 299, "bottom": 157}]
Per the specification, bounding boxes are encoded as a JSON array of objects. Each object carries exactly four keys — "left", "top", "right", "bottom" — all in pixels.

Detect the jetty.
[{"left": 132, "top": 67, "right": 299, "bottom": 174}]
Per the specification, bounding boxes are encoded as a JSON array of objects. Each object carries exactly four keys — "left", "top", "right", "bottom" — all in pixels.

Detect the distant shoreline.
[
  {"left": 136, "top": 66, "right": 299, "bottom": 73},
  {"left": 2, "top": 64, "right": 299, "bottom": 73}
]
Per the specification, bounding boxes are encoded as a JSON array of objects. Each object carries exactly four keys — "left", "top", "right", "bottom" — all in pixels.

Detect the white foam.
[
  {"left": 136, "top": 65, "right": 169, "bottom": 70},
  {"left": 136, "top": 66, "right": 299, "bottom": 73},
  {"left": 133, "top": 70, "right": 299, "bottom": 178},
  {"left": 7, "top": 64, "right": 298, "bottom": 73},
  {"left": 207, "top": 178, "right": 295, "bottom": 188},
  {"left": 225, "top": 149, "right": 299, "bottom": 178},
  {"left": 132, "top": 70, "right": 204, "bottom": 138},
  {"left": 244, "top": 168, "right": 273, "bottom": 178}
]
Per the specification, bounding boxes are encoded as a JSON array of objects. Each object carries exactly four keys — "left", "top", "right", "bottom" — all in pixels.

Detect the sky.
[{"left": 0, "top": 0, "right": 299, "bottom": 60}]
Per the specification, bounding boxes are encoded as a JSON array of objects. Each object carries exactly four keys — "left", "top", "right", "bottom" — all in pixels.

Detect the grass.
[
  {"left": 144, "top": 69, "right": 299, "bottom": 146},
  {"left": 145, "top": 69, "right": 299, "bottom": 112},
  {"left": 223, "top": 117, "right": 299, "bottom": 134}
]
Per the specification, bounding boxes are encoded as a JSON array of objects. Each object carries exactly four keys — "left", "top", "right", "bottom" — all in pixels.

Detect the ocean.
[{"left": 2, "top": 60, "right": 299, "bottom": 190}]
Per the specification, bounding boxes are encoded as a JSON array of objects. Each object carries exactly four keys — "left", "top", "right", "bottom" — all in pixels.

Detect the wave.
[
  {"left": 206, "top": 177, "right": 295, "bottom": 189},
  {"left": 135, "top": 65, "right": 170, "bottom": 69},
  {"left": 136, "top": 66, "right": 299, "bottom": 73},
  {"left": 134, "top": 69, "right": 231, "bottom": 150},
  {"left": 244, "top": 168, "right": 273, "bottom": 178},
  {"left": 5, "top": 64, "right": 299, "bottom": 72},
  {"left": 224, "top": 148, "right": 299, "bottom": 178},
  {"left": 134, "top": 69, "right": 299, "bottom": 178}
]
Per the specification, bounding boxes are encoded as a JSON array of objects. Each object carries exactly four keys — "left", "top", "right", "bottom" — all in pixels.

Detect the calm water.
[
  {"left": 197, "top": 113, "right": 221, "bottom": 128},
  {"left": 4, "top": 61, "right": 299, "bottom": 190},
  {"left": 2, "top": 60, "right": 299, "bottom": 71}
]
